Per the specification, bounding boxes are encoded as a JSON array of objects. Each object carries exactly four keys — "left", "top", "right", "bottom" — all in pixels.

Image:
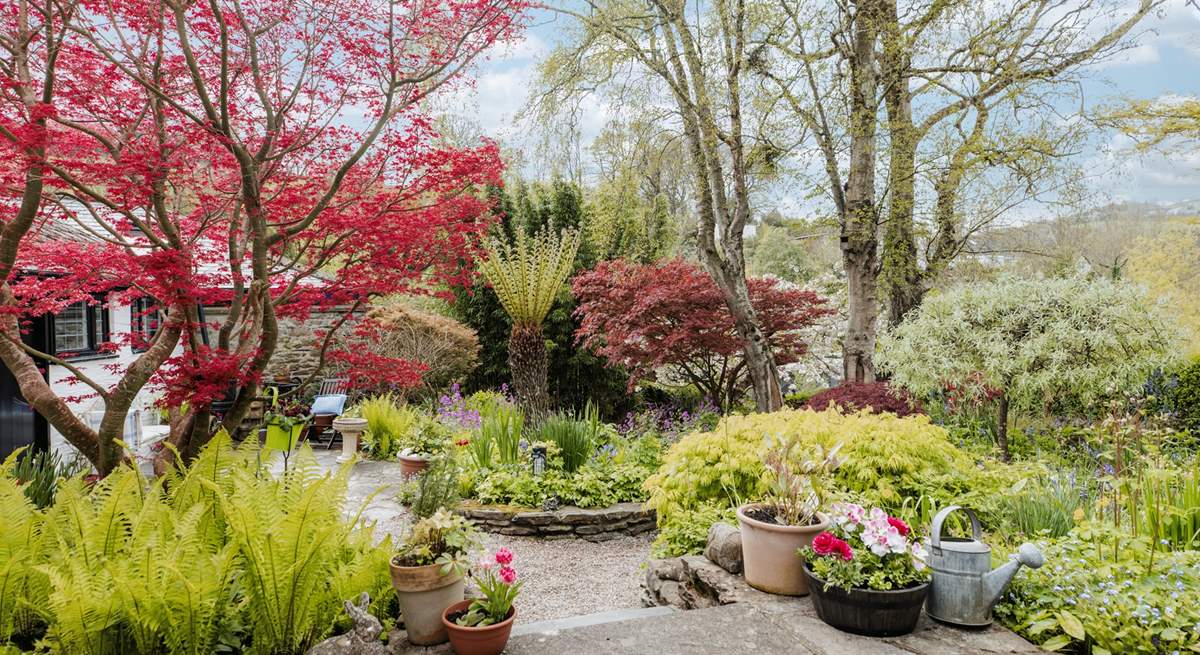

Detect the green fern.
[
  {"left": 0, "top": 474, "right": 48, "bottom": 644},
  {"left": 0, "top": 433, "right": 394, "bottom": 654}
]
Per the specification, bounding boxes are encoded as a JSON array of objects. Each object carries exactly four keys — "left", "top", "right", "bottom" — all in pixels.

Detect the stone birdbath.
[{"left": 332, "top": 416, "right": 368, "bottom": 463}]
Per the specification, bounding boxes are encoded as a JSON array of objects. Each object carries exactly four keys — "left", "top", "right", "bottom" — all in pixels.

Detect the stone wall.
[
  {"left": 456, "top": 502, "right": 656, "bottom": 543},
  {"left": 267, "top": 309, "right": 358, "bottom": 382}
]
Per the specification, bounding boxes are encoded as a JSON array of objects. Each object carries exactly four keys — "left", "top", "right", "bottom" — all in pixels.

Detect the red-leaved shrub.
[{"left": 804, "top": 382, "right": 922, "bottom": 417}]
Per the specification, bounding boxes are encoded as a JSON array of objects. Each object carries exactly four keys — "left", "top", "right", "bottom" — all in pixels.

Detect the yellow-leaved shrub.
[{"left": 645, "top": 408, "right": 979, "bottom": 555}]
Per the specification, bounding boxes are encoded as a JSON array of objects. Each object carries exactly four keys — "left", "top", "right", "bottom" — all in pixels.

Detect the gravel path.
[
  {"left": 478, "top": 533, "right": 653, "bottom": 622},
  {"left": 304, "top": 449, "right": 654, "bottom": 623}
]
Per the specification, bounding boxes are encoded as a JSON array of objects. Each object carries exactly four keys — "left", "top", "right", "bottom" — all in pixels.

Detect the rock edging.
[
  {"left": 643, "top": 521, "right": 774, "bottom": 610},
  {"left": 456, "top": 502, "right": 656, "bottom": 542}
]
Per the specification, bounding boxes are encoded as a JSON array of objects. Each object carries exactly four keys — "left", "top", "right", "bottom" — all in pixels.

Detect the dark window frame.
[
  {"left": 130, "top": 297, "right": 162, "bottom": 353},
  {"left": 50, "top": 297, "right": 112, "bottom": 359}
]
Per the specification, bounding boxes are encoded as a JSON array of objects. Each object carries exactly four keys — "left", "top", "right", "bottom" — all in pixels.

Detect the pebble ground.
[{"left": 306, "top": 448, "right": 654, "bottom": 623}]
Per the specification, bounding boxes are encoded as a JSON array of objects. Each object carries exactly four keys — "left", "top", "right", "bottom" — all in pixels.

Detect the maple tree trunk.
[
  {"left": 0, "top": 306, "right": 100, "bottom": 465},
  {"left": 841, "top": 0, "right": 882, "bottom": 384},
  {"left": 508, "top": 323, "right": 549, "bottom": 421},
  {"left": 703, "top": 262, "right": 783, "bottom": 412}
]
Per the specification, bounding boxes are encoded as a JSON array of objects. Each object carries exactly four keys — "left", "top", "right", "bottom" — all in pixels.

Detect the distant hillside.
[{"left": 966, "top": 201, "right": 1200, "bottom": 274}]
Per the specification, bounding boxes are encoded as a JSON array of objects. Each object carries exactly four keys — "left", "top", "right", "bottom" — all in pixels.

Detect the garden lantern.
[{"left": 531, "top": 446, "right": 547, "bottom": 476}]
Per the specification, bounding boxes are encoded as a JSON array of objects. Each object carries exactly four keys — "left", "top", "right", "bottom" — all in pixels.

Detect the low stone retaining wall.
[{"left": 456, "top": 502, "right": 656, "bottom": 542}]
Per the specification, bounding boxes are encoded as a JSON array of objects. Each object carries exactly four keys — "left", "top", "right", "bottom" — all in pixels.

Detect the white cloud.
[{"left": 1087, "top": 129, "right": 1200, "bottom": 204}]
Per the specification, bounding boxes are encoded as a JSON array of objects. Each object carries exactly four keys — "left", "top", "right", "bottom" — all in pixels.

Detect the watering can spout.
[{"left": 982, "top": 543, "right": 1044, "bottom": 605}]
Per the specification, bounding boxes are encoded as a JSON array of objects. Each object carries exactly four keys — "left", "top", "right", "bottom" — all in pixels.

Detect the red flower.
[
  {"left": 833, "top": 540, "right": 853, "bottom": 561},
  {"left": 812, "top": 531, "right": 838, "bottom": 555},
  {"left": 887, "top": 516, "right": 911, "bottom": 536},
  {"left": 455, "top": 438, "right": 470, "bottom": 447},
  {"left": 812, "top": 531, "right": 854, "bottom": 561}
]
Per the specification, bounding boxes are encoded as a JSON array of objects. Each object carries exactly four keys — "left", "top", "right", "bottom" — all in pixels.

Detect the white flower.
[
  {"left": 832, "top": 502, "right": 866, "bottom": 530},
  {"left": 911, "top": 541, "right": 928, "bottom": 563}
]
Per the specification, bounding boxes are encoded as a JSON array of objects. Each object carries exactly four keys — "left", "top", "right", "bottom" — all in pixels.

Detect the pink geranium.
[
  {"left": 832, "top": 502, "right": 866, "bottom": 532},
  {"left": 499, "top": 565, "right": 518, "bottom": 584},
  {"left": 887, "top": 516, "right": 911, "bottom": 536}
]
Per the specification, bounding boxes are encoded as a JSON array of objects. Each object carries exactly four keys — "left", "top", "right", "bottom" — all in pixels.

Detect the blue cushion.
[{"left": 310, "top": 394, "right": 347, "bottom": 416}]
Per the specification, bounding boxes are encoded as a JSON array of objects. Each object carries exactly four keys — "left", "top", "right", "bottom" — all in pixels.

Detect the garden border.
[{"left": 456, "top": 502, "right": 656, "bottom": 542}]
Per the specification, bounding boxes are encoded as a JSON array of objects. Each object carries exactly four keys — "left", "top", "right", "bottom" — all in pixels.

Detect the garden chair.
[
  {"left": 317, "top": 377, "right": 350, "bottom": 396},
  {"left": 310, "top": 377, "right": 350, "bottom": 449}
]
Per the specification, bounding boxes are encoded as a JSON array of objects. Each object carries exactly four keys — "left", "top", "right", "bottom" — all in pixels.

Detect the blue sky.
[{"left": 451, "top": 1, "right": 1200, "bottom": 208}]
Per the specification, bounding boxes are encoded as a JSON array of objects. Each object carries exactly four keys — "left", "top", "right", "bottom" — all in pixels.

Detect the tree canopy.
[
  {"left": 572, "top": 259, "right": 833, "bottom": 409},
  {"left": 0, "top": 0, "right": 529, "bottom": 472},
  {"left": 878, "top": 275, "right": 1178, "bottom": 458}
]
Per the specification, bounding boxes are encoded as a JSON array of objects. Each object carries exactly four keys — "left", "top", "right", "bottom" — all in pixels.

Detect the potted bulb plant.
[
  {"left": 736, "top": 436, "right": 842, "bottom": 596},
  {"left": 800, "top": 502, "right": 931, "bottom": 637},
  {"left": 442, "top": 547, "right": 522, "bottom": 655},
  {"left": 399, "top": 417, "right": 452, "bottom": 478},
  {"left": 390, "top": 509, "right": 480, "bottom": 646}
]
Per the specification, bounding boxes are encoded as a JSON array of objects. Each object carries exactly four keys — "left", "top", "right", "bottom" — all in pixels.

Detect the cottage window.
[
  {"left": 130, "top": 297, "right": 161, "bottom": 353},
  {"left": 52, "top": 300, "right": 110, "bottom": 356}
]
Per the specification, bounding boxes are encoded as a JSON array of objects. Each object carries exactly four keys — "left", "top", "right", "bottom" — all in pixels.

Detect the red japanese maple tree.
[
  {"left": 0, "top": 0, "right": 528, "bottom": 474},
  {"left": 572, "top": 259, "right": 833, "bottom": 409}
]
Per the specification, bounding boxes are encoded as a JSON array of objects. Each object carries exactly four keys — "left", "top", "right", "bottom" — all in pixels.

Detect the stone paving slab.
[{"left": 503, "top": 601, "right": 1040, "bottom": 655}]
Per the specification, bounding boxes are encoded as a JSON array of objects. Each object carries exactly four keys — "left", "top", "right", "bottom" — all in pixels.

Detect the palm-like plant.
[{"left": 478, "top": 226, "right": 581, "bottom": 419}]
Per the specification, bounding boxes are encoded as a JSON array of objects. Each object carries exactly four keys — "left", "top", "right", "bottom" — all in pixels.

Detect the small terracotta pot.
[
  {"left": 399, "top": 454, "right": 430, "bottom": 479},
  {"left": 441, "top": 599, "right": 516, "bottom": 655},
  {"left": 389, "top": 560, "right": 464, "bottom": 646},
  {"left": 736, "top": 503, "right": 829, "bottom": 596}
]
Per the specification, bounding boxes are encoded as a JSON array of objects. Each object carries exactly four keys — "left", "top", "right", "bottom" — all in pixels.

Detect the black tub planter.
[{"left": 802, "top": 565, "right": 929, "bottom": 637}]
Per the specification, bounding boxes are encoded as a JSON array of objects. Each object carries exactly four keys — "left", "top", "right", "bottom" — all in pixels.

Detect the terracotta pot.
[
  {"left": 399, "top": 454, "right": 430, "bottom": 479},
  {"left": 389, "top": 560, "right": 464, "bottom": 646},
  {"left": 736, "top": 503, "right": 829, "bottom": 596},
  {"left": 441, "top": 599, "right": 516, "bottom": 655},
  {"left": 803, "top": 564, "right": 929, "bottom": 637}
]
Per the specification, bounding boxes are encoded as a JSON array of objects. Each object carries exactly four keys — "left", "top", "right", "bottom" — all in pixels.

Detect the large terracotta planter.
[
  {"left": 803, "top": 564, "right": 929, "bottom": 637},
  {"left": 441, "top": 599, "right": 516, "bottom": 655},
  {"left": 389, "top": 560, "right": 464, "bottom": 646},
  {"left": 399, "top": 453, "right": 430, "bottom": 479},
  {"left": 736, "top": 503, "right": 829, "bottom": 596}
]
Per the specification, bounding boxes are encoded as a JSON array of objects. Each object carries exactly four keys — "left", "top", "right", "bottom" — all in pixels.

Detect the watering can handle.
[
  {"left": 930, "top": 505, "right": 982, "bottom": 550},
  {"left": 264, "top": 385, "right": 279, "bottom": 410}
]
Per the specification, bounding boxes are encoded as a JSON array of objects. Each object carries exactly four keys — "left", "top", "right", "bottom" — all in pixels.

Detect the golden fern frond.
[
  {"left": 0, "top": 446, "right": 28, "bottom": 476},
  {"left": 0, "top": 478, "right": 46, "bottom": 642},
  {"left": 479, "top": 226, "right": 580, "bottom": 327}
]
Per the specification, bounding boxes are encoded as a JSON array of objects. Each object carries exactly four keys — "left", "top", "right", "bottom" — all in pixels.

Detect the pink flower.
[
  {"left": 499, "top": 566, "right": 517, "bottom": 584},
  {"left": 886, "top": 516, "right": 911, "bottom": 537},
  {"left": 494, "top": 547, "right": 514, "bottom": 565},
  {"left": 862, "top": 520, "right": 908, "bottom": 556},
  {"left": 477, "top": 557, "right": 494, "bottom": 571}
]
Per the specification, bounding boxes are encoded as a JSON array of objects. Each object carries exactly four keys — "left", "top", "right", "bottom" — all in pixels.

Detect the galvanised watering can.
[{"left": 925, "top": 506, "right": 1044, "bottom": 627}]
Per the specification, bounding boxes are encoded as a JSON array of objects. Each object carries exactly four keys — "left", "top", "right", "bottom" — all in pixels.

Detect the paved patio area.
[{"left": 398, "top": 601, "right": 1038, "bottom": 654}]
